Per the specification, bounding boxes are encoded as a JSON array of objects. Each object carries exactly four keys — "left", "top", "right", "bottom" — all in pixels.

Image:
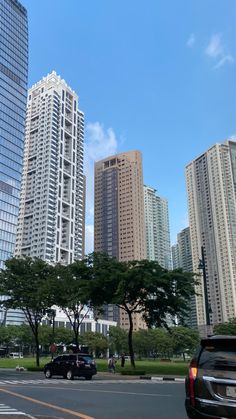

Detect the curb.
[{"left": 140, "top": 375, "right": 185, "bottom": 382}]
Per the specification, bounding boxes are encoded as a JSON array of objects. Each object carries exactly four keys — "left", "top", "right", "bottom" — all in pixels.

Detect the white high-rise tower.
[
  {"left": 186, "top": 140, "right": 236, "bottom": 334},
  {"left": 15, "top": 72, "right": 85, "bottom": 263},
  {"left": 144, "top": 185, "right": 172, "bottom": 270}
]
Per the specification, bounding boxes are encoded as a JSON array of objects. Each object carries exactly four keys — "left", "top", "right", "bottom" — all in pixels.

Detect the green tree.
[
  {"left": 82, "top": 331, "right": 108, "bottom": 357},
  {"left": 52, "top": 261, "right": 92, "bottom": 351},
  {"left": 108, "top": 326, "right": 128, "bottom": 355},
  {"left": 81, "top": 254, "right": 197, "bottom": 369},
  {"left": 213, "top": 318, "right": 236, "bottom": 335},
  {"left": 0, "top": 257, "right": 55, "bottom": 366},
  {"left": 151, "top": 328, "right": 173, "bottom": 357},
  {"left": 133, "top": 329, "right": 154, "bottom": 358},
  {"left": 143, "top": 268, "right": 197, "bottom": 328},
  {"left": 170, "top": 326, "right": 200, "bottom": 360}
]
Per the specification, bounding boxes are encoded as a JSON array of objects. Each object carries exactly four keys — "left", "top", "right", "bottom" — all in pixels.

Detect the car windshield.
[{"left": 199, "top": 344, "right": 236, "bottom": 371}]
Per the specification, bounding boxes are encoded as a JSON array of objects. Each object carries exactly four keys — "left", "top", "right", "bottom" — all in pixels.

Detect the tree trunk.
[
  {"left": 35, "top": 323, "right": 40, "bottom": 367},
  {"left": 73, "top": 323, "right": 80, "bottom": 352},
  {"left": 127, "top": 311, "right": 135, "bottom": 368}
]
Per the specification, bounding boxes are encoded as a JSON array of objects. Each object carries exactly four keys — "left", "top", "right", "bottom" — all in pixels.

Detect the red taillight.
[{"left": 189, "top": 359, "right": 198, "bottom": 407}]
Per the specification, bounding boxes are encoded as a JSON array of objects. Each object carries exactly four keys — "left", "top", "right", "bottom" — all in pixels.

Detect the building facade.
[
  {"left": 172, "top": 227, "right": 196, "bottom": 328},
  {"left": 171, "top": 243, "right": 180, "bottom": 270},
  {"left": 0, "top": 0, "right": 28, "bottom": 324},
  {"left": 94, "top": 151, "right": 146, "bottom": 329},
  {"left": 186, "top": 140, "right": 236, "bottom": 334},
  {"left": 15, "top": 72, "right": 85, "bottom": 264},
  {"left": 144, "top": 185, "right": 172, "bottom": 269}
]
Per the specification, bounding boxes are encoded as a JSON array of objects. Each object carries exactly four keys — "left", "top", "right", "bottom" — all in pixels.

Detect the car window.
[
  {"left": 61, "top": 355, "right": 69, "bottom": 361},
  {"left": 53, "top": 356, "right": 63, "bottom": 362},
  {"left": 81, "top": 356, "right": 92, "bottom": 363},
  {"left": 68, "top": 355, "right": 76, "bottom": 361},
  {"left": 199, "top": 344, "right": 236, "bottom": 371}
]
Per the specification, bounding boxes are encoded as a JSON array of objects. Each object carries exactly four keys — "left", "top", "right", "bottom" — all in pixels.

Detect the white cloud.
[
  {"left": 228, "top": 134, "right": 236, "bottom": 141},
  {"left": 84, "top": 122, "right": 118, "bottom": 254},
  {"left": 85, "top": 122, "right": 118, "bottom": 161},
  {"left": 214, "top": 54, "right": 234, "bottom": 69},
  {"left": 205, "top": 33, "right": 234, "bottom": 69},
  {"left": 186, "top": 33, "right": 195, "bottom": 48}
]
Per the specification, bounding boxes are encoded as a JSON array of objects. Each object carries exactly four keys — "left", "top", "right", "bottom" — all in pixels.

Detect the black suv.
[
  {"left": 44, "top": 353, "right": 97, "bottom": 380},
  {"left": 185, "top": 335, "right": 236, "bottom": 418}
]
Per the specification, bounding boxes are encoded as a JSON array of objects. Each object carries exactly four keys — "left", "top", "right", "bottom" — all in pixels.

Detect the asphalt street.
[{"left": 0, "top": 369, "right": 188, "bottom": 419}]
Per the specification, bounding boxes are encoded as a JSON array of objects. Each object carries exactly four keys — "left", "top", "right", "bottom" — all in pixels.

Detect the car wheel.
[
  {"left": 66, "top": 370, "right": 74, "bottom": 380},
  {"left": 85, "top": 375, "right": 92, "bottom": 380},
  {"left": 45, "top": 369, "right": 52, "bottom": 379}
]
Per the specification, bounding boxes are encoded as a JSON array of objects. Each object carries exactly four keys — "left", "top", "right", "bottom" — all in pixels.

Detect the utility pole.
[{"left": 198, "top": 246, "right": 211, "bottom": 326}]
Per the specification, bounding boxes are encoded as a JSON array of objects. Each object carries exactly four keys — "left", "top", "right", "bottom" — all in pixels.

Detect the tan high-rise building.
[
  {"left": 186, "top": 140, "right": 236, "bottom": 336},
  {"left": 94, "top": 151, "right": 146, "bottom": 330}
]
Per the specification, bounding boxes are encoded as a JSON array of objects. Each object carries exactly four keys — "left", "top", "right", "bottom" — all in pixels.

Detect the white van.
[{"left": 9, "top": 352, "right": 23, "bottom": 359}]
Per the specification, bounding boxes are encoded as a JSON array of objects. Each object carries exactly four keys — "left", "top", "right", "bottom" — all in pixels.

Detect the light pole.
[
  {"left": 0, "top": 307, "right": 7, "bottom": 326},
  {"left": 46, "top": 309, "right": 56, "bottom": 359},
  {"left": 198, "top": 246, "right": 212, "bottom": 327}
]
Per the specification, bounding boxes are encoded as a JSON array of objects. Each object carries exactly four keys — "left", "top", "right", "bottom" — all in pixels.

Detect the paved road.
[{"left": 0, "top": 370, "right": 188, "bottom": 419}]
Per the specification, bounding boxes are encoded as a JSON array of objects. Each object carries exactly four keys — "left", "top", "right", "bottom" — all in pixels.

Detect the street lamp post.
[
  {"left": 0, "top": 308, "right": 7, "bottom": 326},
  {"left": 198, "top": 246, "right": 211, "bottom": 327},
  {"left": 46, "top": 309, "right": 56, "bottom": 359}
]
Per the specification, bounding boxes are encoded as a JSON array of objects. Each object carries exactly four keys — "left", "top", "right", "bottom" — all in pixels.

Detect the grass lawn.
[
  {"left": 0, "top": 357, "right": 189, "bottom": 376},
  {"left": 95, "top": 359, "right": 188, "bottom": 376}
]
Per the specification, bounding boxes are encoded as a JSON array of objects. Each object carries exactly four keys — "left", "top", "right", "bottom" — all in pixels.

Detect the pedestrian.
[
  {"left": 108, "top": 355, "right": 116, "bottom": 373},
  {"left": 121, "top": 353, "right": 125, "bottom": 368}
]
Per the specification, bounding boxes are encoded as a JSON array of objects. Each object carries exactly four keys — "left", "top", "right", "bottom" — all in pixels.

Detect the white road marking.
[
  {"left": 0, "top": 378, "right": 183, "bottom": 385},
  {"left": 0, "top": 402, "right": 31, "bottom": 415}
]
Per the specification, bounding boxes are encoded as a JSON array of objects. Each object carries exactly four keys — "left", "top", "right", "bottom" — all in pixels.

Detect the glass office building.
[{"left": 0, "top": 0, "right": 28, "bottom": 323}]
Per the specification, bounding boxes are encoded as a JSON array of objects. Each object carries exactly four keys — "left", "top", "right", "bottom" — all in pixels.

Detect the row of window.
[
  {"left": 0, "top": 136, "right": 23, "bottom": 157},
  {"left": 0, "top": 170, "right": 21, "bottom": 189},
  {"left": 0, "top": 98, "right": 25, "bottom": 126},
  {"left": 0, "top": 219, "right": 16, "bottom": 234},
  {"left": 0, "top": 238, "right": 15, "bottom": 252},
  {"left": 1, "top": 20, "right": 28, "bottom": 53},
  {"left": 0, "top": 199, "right": 18, "bottom": 215},
  {"left": 0, "top": 229, "right": 16, "bottom": 244},
  {"left": 0, "top": 208, "right": 18, "bottom": 224},
  {"left": 0, "top": 75, "right": 26, "bottom": 104},
  {"left": 0, "top": 154, "right": 22, "bottom": 173}
]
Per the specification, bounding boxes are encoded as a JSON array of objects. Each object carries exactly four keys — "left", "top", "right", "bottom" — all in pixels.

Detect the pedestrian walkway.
[
  {"left": 0, "top": 403, "right": 35, "bottom": 416},
  {"left": 0, "top": 378, "right": 182, "bottom": 386}
]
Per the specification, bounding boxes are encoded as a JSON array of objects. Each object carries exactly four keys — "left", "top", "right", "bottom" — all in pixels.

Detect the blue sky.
[{"left": 22, "top": 0, "right": 236, "bottom": 252}]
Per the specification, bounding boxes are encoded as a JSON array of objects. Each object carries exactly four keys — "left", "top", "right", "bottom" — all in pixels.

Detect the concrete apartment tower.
[
  {"left": 186, "top": 140, "right": 236, "bottom": 335},
  {"left": 144, "top": 185, "right": 172, "bottom": 270},
  {"left": 15, "top": 72, "right": 85, "bottom": 264},
  {"left": 171, "top": 243, "right": 180, "bottom": 270},
  {"left": 171, "top": 227, "right": 196, "bottom": 327},
  {"left": 0, "top": 0, "right": 28, "bottom": 325},
  {"left": 94, "top": 151, "right": 146, "bottom": 329}
]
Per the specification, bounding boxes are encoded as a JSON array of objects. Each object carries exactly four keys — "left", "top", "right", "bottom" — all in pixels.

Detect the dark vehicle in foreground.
[
  {"left": 185, "top": 335, "right": 236, "bottom": 418},
  {"left": 44, "top": 353, "right": 97, "bottom": 380}
]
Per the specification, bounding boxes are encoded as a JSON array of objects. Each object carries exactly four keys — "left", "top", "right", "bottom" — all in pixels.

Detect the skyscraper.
[
  {"left": 186, "top": 140, "right": 236, "bottom": 334},
  {"left": 94, "top": 151, "right": 146, "bottom": 329},
  {"left": 144, "top": 185, "right": 172, "bottom": 270},
  {"left": 94, "top": 151, "right": 146, "bottom": 262},
  {"left": 171, "top": 243, "right": 180, "bottom": 270},
  {"left": 172, "top": 227, "right": 196, "bottom": 327},
  {"left": 177, "top": 227, "right": 193, "bottom": 273},
  {"left": 0, "top": 0, "right": 28, "bottom": 324},
  {"left": 15, "top": 72, "right": 85, "bottom": 264},
  {"left": 0, "top": 0, "right": 28, "bottom": 267}
]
